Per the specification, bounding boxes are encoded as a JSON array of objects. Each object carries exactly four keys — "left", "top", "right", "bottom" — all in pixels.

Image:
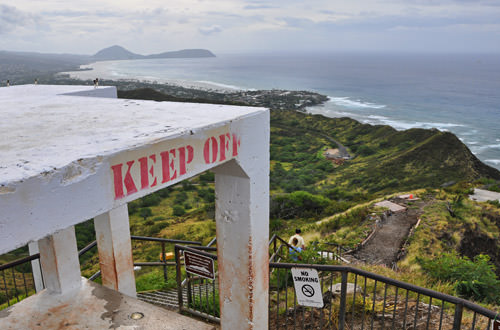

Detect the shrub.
[
  {"left": 141, "top": 193, "right": 162, "bottom": 207},
  {"left": 128, "top": 200, "right": 141, "bottom": 214},
  {"left": 174, "top": 191, "right": 188, "bottom": 204},
  {"left": 357, "top": 145, "right": 375, "bottom": 156},
  {"left": 199, "top": 171, "right": 215, "bottom": 183},
  {"left": 148, "top": 222, "right": 169, "bottom": 236},
  {"left": 417, "top": 253, "right": 500, "bottom": 304},
  {"left": 173, "top": 205, "right": 186, "bottom": 216},
  {"left": 182, "top": 180, "right": 196, "bottom": 191},
  {"left": 157, "top": 187, "right": 170, "bottom": 198},
  {"left": 270, "top": 191, "right": 330, "bottom": 219},
  {"left": 198, "top": 188, "right": 215, "bottom": 202}
]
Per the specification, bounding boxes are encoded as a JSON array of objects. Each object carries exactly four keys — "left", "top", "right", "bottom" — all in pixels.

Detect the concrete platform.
[
  {"left": 374, "top": 200, "right": 407, "bottom": 213},
  {"left": 0, "top": 278, "right": 215, "bottom": 330},
  {"left": 470, "top": 188, "right": 500, "bottom": 202}
]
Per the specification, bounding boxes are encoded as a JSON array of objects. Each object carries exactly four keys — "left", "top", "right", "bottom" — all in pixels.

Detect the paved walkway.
[{"left": 469, "top": 188, "right": 500, "bottom": 202}]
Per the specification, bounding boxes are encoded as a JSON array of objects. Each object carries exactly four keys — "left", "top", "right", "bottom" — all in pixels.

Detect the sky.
[{"left": 1, "top": 0, "right": 500, "bottom": 55}]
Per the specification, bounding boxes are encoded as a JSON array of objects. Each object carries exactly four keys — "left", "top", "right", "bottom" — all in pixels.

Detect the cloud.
[
  {"left": 0, "top": 5, "right": 41, "bottom": 34},
  {"left": 281, "top": 17, "right": 314, "bottom": 28},
  {"left": 42, "top": 9, "right": 121, "bottom": 18},
  {"left": 198, "top": 25, "right": 222, "bottom": 35},
  {"left": 244, "top": 5, "right": 276, "bottom": 10}
]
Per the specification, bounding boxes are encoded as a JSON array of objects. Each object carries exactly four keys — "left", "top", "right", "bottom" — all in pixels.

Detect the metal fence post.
[
  {"left": 338, "top": 270, "right": 348, "bottom": 330},
  {"left": 452, "top": 303, "right": 463, "bottom": 330},
  {"left": 161, "top": 242, "right": 167, "bottom": 282},
  {"left": 174, "top": 245, "right": 183, "bottom": 311},
  {"left": 273, "top": 237, "right": 277, "bottom": 257}
]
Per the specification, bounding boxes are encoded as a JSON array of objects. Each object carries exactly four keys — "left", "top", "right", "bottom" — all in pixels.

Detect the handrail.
[
  {"left": 175, "top": 244, "right": 218, "bottom": 260},
  {"left": 0, "top": 253, "right": 40, "bottom": 271},
  {"left": 206, "top": 237, "right": 217, "bottom": 247},
  {"left": 78, "top": 241, "right": 97, "bottom": 257},
  {"left": 131, "top": 235, "right": 202, "bottom": 245}
]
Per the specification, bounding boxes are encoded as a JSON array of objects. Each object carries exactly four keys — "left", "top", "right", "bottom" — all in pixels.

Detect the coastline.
[
  {"left": 59, "top": 61, "right": 241, "bottom": 93},
  {"left": 57, "top": 62, "right": 500, "bottom": 171}
]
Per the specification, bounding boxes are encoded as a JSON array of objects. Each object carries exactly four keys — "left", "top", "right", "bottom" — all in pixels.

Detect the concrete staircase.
[
  {"left": 138, "top": 281, "right": 219, "bottom": 310},
  {"left": 138, "top": 288, "right": 187, "bottom": 309}
]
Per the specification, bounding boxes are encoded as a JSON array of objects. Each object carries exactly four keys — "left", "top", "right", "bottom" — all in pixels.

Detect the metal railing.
[
  {"left": 174, "top": 235, "right": 499, "bottom": 329},
  {"left": 270, "top": 263, "right": 498, "bottom": 330},
  {"left": 174, "top": 244, "right": 219, "bottom": 323},
  {"left": 84, "top": 235, "right": 203, "bottom": 282},
  {"left": 3, "top": 235, "right": 499, "bottom": 330},
  {"left": 0, "top": 236, "right": 203, "bottom": 309},
  {"left": 0, "top": 254, "right": 41, "bottom": 308}
]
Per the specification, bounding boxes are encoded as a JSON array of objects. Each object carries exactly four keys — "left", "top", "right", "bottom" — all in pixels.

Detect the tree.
[{"left": 139, "top": 207, "right": 153, "bottom": 220}]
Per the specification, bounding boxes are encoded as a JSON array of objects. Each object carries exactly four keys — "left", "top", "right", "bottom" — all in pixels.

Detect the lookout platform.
[{"left": 0, "top": 84, "right": 270, "bottom": 329}]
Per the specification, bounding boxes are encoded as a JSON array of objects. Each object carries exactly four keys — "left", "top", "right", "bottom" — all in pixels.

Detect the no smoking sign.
[{"left": 291, "top": 268, "right": 324, "bottom": 308}]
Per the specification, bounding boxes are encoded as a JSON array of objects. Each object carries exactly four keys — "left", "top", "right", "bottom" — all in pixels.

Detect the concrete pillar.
[
  {"left": 28, "top": 241, "right": 44, "bottom": 293},
  {"left": 213, "top": 112, "right": 270, "bottom": 330},
  {"left": 38, "top": 226, "right": 81, "bottom": 294},
  {"left": 94, "top": 204, "right": 136, "bottom": 297}
]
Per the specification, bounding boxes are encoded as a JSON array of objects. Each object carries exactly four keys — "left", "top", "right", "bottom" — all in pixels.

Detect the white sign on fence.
[{"left": 291, "top": 268, "right": 324, "bottom": 308}]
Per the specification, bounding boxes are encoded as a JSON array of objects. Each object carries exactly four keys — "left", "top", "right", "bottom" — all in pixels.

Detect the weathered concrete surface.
[
  {"left": 0, "top": 278, "right": 215, "bottom": 330},
  {"left": 38, "top": 226, "right": 81, "bottom": 294},
  {"left": 214, "top": 111, "right": 270, "bottom": 330},
  {"left": 95, "top": 204, "right": 137, "bottom": 297},
  {"left": 470, "top": 188, "right": 500, "bottom": 202},
  {"left": 0, "top": 84, "right": 267, "bottom": 255}
]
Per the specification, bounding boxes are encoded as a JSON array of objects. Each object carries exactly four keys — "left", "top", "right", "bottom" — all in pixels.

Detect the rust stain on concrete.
[
  {"left": 97, "top": 233, "right": 119, "bottom": 291},
  {"left": 247, "top": 236, "right": 254, "bottom": 329},
  {"left": 48, "top": 303, "right": 70, "bottom": 314}
]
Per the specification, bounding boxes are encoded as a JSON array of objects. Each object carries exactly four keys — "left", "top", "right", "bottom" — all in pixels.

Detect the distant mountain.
[
  {"left": 147, "top": 49, "right": 216, "bottom": 59},
  {"left": 92, "top": 45, "right": 215, "bottom": 61},
  {"left": 93, "top": 45, "right": 142, "bottom": 60}
]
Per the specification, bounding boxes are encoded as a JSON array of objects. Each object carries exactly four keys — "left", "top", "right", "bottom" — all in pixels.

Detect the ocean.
[{"left": 66, "top": 52, "right": 500, "bottom": 171}]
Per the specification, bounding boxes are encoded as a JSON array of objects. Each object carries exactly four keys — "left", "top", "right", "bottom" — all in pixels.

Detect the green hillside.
[{"left": 2, "top": 86, "right": 500, "bottom": 309}]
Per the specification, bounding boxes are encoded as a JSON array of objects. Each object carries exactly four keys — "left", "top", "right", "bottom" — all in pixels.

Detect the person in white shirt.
[{"left": 288, "top": 228, "right": 305, "bottom": 249}]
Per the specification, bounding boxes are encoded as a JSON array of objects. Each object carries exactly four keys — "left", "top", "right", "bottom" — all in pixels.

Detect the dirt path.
[{"left": 349, "top": 198, "right": 426, "bottom": 266}]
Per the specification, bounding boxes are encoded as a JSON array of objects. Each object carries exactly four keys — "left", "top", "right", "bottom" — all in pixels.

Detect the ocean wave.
[
  {"left": 470, "top": 144, "right": 500, "bottom": 156},
  {"left": 327, "top": 96, "right": 386, "bottom": 109},
  {"left": 485, "top": 159, "right": 500, "bottom": 165},
  {"left": 361, "top": 116, "right": 465, "bottom": 131},
  {"left": 195, "top": 80, "right": 248, "bottom": 91}
]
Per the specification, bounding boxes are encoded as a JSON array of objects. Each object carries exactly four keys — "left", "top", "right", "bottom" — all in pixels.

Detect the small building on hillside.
[{"left": 374, "top": 200, "right": 407, "bottom": 213}]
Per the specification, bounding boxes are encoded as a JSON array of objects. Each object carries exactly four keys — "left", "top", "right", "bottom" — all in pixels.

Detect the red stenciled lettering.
[
  {"left": 179, "top": 147, "right": 186, "bottom": 176},
  {"left": 160, "top": 151, "right": 170, "bottom": 183},
  {"left": 204, "top": 136, "right": 218, "bottom": 164},
  {"left": 186, "top": 145, "right": 194, "bottom": 164},
  {"left": 232, "top": 133, "right": 241, "bottom": 157},
  {"left": 124, "top": 161, "right": 138, "bottom": 195},
  {"left": 161, "top": 149, "right": 177, "bottom": 183},
  {"left": 149, "top": 154, "right": 157, "bottom": 187},
  {"left": 111, "top": 164, "right": 124, "bottom": 199},
  {"left": 169, "top": 149, "right": 177, "bottom": 180},
  {"left": 138, "top": 155, "right": 157, "bottom": 189},
  {"left": 219, "top": 133, "right": 230, "bottom": 161},
  {"left": 138, "top": 157, "right": 149, "bottom": 189},
  {"left": 179, "top": 145, "right": 195, "bottom": 176}
]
